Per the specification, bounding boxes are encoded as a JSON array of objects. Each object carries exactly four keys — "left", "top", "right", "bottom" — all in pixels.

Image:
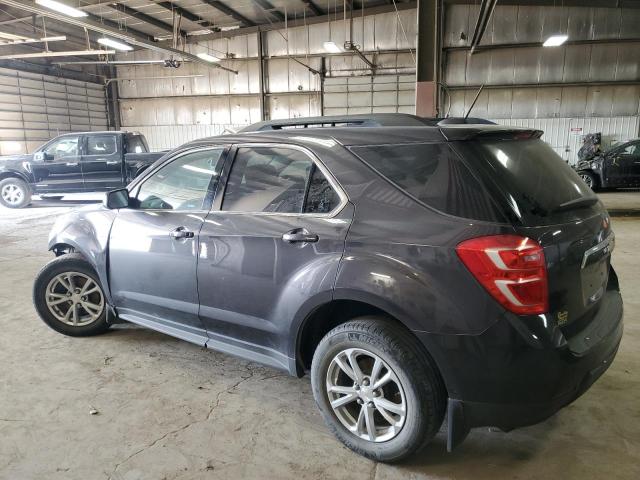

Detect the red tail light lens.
[{"left": 456, "top": 235, "right": 548, "bottom": 315}]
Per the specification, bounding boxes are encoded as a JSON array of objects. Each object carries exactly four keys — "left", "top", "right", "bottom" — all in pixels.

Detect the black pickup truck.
[{"left": 0, "top": 131, "right": 165, "bottom": 208}]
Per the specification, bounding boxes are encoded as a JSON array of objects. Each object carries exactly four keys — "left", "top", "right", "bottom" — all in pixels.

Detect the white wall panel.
[{"left": 0, "top": 68, "right": 107, "bottom": 155}]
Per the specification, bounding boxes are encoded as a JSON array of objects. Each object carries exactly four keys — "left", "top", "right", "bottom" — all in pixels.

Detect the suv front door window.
[
  {"left": 108, "top": 147, "right": 227, "bottom": 340},
  {"left": 197, "top": 145, "right": 350, "bottom": 362}
]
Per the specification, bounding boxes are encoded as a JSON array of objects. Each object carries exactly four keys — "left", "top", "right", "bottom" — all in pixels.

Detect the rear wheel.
[
  {"left": 33, "top": 254, "right": 110, "bottom": 336},
  {"left": 0, "top": 177, "right": 31, "bottom": 208},
  {"left": 311, "top": 317, "right": 446, "bottom": 463},
  {"left": 579, "top": 171, "right": 598, "bottom": 190}
]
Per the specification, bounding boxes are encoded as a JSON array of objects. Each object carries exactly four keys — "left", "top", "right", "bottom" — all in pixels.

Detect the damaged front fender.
[{"left": 48, "top": 205, "right": 117, "bottom": 304}]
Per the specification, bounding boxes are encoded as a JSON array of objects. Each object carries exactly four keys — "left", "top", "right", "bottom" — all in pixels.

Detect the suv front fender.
[{"left": 48, "top": 206, "right": 117, "bottom": 304}]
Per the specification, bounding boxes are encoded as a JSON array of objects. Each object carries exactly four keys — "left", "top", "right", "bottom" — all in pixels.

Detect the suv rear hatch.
[{"left": 453, "top": 133, "right": 615, "bottom": 337}]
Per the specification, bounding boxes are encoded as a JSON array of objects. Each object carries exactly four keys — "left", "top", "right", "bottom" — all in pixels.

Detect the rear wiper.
[{"left": 553, "top": 196, "right": 598, "bottom": 213}]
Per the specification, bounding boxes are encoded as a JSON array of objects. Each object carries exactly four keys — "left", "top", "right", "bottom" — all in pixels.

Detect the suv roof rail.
[
  {"left": 239, "top": 114, "right": 497, "bottom": 132},
  {"left": 239, "top": 114, "right": 439, "bottom": 132}
]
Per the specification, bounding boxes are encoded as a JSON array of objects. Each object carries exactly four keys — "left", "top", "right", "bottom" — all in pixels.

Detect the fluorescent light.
[
  {"left": 323, "top": 41, "right": 341, "bottom": 53},
  {"left": 196, "top": 52, "right": 221, "bottom": 62},
  {"left": 41, "top": 36, "right": 67, "bottom": 42},
  {"left": 98, "top": 37, "right": 133, "bottom": 51},
  {"left": 543, "top": 34, "right": 568, "bottom": 47},
  {"left": 0, "top": 31, "right": 30, "bottom": 40},
  {"left": 36, "top": 0, "right": 88, "bottom": 17}
]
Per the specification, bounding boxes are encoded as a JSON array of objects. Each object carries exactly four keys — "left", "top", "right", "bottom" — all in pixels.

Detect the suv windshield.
[{"left": 455, "top": 138, "right": 598, "bottom": 225}]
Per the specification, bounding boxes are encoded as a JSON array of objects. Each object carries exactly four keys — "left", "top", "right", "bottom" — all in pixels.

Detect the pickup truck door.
[
  {"left": 31, "top": 135, "right": 83, "bottom": 193},
  {"left": 80, "top": 134, "right": 124, "bottom": 191}
]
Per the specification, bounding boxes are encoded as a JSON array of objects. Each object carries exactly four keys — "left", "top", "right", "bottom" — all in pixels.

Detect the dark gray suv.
[{"left": 33, "top": 114, "right": 623, "bottom": 462}]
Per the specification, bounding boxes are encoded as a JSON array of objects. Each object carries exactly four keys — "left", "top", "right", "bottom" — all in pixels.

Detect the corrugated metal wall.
[
  {"left": 443, "top": 4, "right": 640, "bottom": 164},
  {"left": 116, "top": 10, "right": 417, "bottom": 149},
  {"left": 0, "top": 68, "right": 108, "bottom": 155}
]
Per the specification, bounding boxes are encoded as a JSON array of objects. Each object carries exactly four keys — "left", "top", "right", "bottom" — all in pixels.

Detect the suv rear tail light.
[{"left": 456, "top": 235, "right": 548, "bottom": 315}]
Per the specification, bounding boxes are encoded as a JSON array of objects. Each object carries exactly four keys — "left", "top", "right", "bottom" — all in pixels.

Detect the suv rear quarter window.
[{"left": 349, "top": 142, "right": 505, "bottom": 222}]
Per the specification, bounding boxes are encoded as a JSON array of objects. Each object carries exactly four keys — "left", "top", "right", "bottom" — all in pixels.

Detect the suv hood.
[{"left": 0, "top": 153, "right": 33, "bottom": 163}]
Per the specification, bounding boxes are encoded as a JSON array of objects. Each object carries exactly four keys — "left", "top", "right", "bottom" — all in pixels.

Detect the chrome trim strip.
[{"left": 581, "top": 232, "right": 614, "bottom": 269}]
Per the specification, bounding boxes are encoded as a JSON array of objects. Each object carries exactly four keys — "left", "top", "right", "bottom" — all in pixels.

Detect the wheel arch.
[
  {"left": 0, "top": 171, "right": 31, "bottom": 184},
  {"left": 293, "top": 294, "right": 445, "bottom": 385}
]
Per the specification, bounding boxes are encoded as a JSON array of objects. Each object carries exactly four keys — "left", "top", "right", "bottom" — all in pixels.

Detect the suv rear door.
[
  {"left": 80, "top": 133, "right": 123, "bottom": 191},
  {"left": 108, "top": 146, "right": 228, "bottom": 344},
  {"left": 197, "top": 144, "right": 352, "bottom": 367}
]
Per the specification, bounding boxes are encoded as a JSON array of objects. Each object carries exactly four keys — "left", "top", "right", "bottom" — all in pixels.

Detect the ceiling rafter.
[
  {"left": 199, "top": 0, "right": 256, "bottom": 27},
  {"left": 302, "top": 1, "right": 324, "bottom": 16},
  {"left": 254, "top": 0, "right": 285, "bottom": 22},
  {"left": 108, "top": 3, "right": 186, "bottom": 38},
  {"left": 154, "top": 1, "right": 217, "bottom": 30}
]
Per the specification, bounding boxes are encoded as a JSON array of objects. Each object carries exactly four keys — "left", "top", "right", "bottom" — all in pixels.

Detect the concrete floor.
[{"left": 0, "top": 205, "right": 638, "bottom": 480}]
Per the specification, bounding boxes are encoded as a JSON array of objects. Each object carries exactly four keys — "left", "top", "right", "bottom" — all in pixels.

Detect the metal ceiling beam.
[
  {"left": 254, "top": 0, "right": 285, "bottom": 22},
  {"left": 443, "top": 0, "right": 640, "bottom": 6},
  {"left": 303, "top": 1, "right": 324, "bottom": 16},
  {"left": 0, "top": 49, "right": 115, "bottom": 59},
  {"left": 199, "top": 0, "right": 256, "bottom": 27},
  {"left": 184, "top": 1, "right": 416, "bottom": 41},
  {"left": 154, "top": 1, "right": 217, "bottom": 30},
  {"left": 108, "top": 3, "right": 186, "bottom": 37},
  {"left": 0, "top": 0, "right": 238, "bottom": 73},
  {"left": 84, "top": 13, "right": 154, "bottom": 42},
  {"left": 0, "top": 58, "right": 102, "bottom": 83}
]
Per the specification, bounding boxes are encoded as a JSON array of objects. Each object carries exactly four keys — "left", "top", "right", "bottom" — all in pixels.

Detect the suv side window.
[
  {"left": 86, "top": 135, "right": 117, "bottom": 155},
  {"left": 221, "top": 146, "right": 340, "bottom": 214},
  {"left": 136, "top": 148, "right": 225, "bottom": 211},
  {"left": 43, "top": 136, "right": 79, "bottom": 160}
]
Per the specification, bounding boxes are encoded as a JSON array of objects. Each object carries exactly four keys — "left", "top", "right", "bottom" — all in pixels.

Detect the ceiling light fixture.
[
  {"left": 35, "top": 0, "right": 88, "bottom": 18},
  {"left": 323, "top": 41, "right": 341, "bottom": 53},
  {"left": 196, "top": 52, "right": 221, "bottom": 62},
  {"left": 97, "top": 37, "right": 133, "bottom": 51},
  {"left": 543, "top": 34, "right": 568, "bottom": 47}
]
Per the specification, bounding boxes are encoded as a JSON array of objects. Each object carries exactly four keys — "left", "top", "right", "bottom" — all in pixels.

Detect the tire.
[
  {"left": 579, "top": 171, "right": 598, "bottom": 191},
  {"left": 311, "top": 317, "right": 446, "bottom": 463},
  {"left": 33, "top": 253, "right": 110, "bottom": 337},
  {"left": 0, "top": 177, "right": 31, "bottom": 208}
]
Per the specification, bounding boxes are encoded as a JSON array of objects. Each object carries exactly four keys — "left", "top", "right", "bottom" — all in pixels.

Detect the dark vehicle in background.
[
  {"left": 576, "top": 138, "right": 640, "bottom": 189},
  {"left": 0, "top": 131, "right": 163, "bottom": 208},
  {"left": 33, "top": 115, "right": 623, "bottom": 462}
]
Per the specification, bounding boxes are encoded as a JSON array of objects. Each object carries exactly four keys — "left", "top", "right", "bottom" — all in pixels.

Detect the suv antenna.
[{"left": 464, "top": 84, "right": 484, "bottom": 120}]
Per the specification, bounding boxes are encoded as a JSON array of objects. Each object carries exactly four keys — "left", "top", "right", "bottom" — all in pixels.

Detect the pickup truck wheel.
[
  {"left": 311, "top": 317, "right": 446, "bottom": 463},
  {"left": 33, "top": 254, "right": 110, "bottom": 337},
  {"left": 0, "top": 177, "right": 31, "bottom": 208}
]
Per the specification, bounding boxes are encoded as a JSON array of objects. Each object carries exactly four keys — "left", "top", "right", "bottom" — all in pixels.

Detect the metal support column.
[
  {"left": 258, "top": 31, "right": 267, "bottom": 121},
  {"left": 106, "top": 66, "right": 121, "bottom": 130},
  {"left": 415, "top": 0, "right": 439, "bottom": 117}
]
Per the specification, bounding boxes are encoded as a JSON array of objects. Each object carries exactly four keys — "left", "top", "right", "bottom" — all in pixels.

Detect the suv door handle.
[
  {"left": 170, "top": 227, "right": 195, "bottom": 239},
  {"left": 65, "top": 162, "right": 79, "bottom": 166},
  {"left": 282, "top": 228, "right": 319, "bottom": 243},
  {"left": 106, "top": 160, "right": 119, "bottom": 165}
]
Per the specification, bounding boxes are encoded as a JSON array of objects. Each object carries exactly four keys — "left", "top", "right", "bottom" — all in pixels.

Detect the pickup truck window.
[
  {"left": 86, "top": 135, "right": 117, "bottom": 155},
  {"left": 126, "top": 134, "right": 148, "bottom": 153},
  {"left": 43, "top": 136, "right": 79, "bottom": 160}
]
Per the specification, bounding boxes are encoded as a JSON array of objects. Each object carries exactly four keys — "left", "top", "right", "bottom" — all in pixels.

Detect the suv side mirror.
[{"left": 104, "top": 188, "right": 130, "bottom": 209}]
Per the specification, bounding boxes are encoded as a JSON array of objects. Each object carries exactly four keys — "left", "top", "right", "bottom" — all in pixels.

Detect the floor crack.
[{"left": 107, "top": 363, "right": 257, "bottom": 479}]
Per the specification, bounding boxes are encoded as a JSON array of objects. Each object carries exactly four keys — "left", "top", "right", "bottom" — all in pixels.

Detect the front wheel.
[
  {"left": 311, "top": 317, "right": 446, "bottom": 463},
  {"left": 579, "top": 171, "right": 598, "bottom": 190},
  {"left": 33, "top": 253, "right": 111, "bottom": 336},
  {"left": 0, "top": 177, "right": 31, "bottom": 208}
]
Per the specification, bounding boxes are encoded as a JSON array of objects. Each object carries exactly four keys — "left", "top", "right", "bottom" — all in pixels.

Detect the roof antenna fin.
[{"left": 464, "top": 84, "right": 484, "bottom": 120}]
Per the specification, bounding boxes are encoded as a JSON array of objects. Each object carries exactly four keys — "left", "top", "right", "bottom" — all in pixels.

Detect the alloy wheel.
[
  {"left": 326, "top": 348, "right": 407, "bottom": 442},
  {"left": 1, "top": 183, "right": 24, "bottom": 206},
  {"left": 45, "top": 272, "right": 104, "bottom": 326},
  {"left": 580, "top": 173, "right": 594, "bottom": 188}
]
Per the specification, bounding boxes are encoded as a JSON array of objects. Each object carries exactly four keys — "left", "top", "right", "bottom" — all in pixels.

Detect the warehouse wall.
[
  {"left": 0, "top": 68, "right": 108, "bottom": 155},
  {"left": 116, "top": 10, "right": 416, "bottom": 150},
  {"left": 443, "top": 4, "right": 640, "bottom": 163}
]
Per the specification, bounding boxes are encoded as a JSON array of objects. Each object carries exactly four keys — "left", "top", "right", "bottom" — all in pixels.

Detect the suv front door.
[
  {"left": 81, "top": 134, "right": 123, "bottom": 191},
  {"left": 31, "top": 135, "right": 83, "bottom": 193},
  {"left": 108, "top": 146, "right": 227, "bottom": 344},
  {"left": 197, "top": 144, "right": 353, "bottom": 368}
]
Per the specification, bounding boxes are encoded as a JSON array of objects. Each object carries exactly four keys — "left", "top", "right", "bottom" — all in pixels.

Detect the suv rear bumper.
[{"left": 416, "top": 286, "right": 623, "bottom": 451}]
